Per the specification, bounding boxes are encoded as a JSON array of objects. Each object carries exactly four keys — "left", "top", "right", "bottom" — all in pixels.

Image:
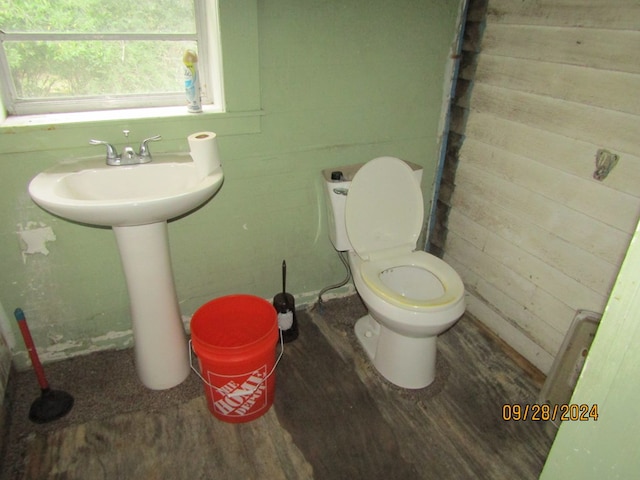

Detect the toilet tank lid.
[{"left": 345, "top": 156, "right": 423, "bottom": 258}]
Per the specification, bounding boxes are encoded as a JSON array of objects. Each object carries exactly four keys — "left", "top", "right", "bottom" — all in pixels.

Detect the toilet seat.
[
  {"left": 345, "top": 156, "right": 423, "bottom": 261},
  {"left": 346, "top": 156, "right": 463, "bottom": 312},
  {"left": 359, "top": 251, "right": 464, "bottom": 311}
]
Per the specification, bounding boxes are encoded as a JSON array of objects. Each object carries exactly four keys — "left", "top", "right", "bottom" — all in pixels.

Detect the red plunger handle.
[{"left": 14, "top": 308, "right": 50, "bottom": 391}]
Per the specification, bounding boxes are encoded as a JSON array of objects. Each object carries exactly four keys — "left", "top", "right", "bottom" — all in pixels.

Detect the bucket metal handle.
[{"left": 189, "top": 331, "right": 284, "bottom": 398}]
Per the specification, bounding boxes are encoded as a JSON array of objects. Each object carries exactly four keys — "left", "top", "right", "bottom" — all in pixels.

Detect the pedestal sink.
[{"left": 28, "top": 154, "right": 224, "bottom": 390}]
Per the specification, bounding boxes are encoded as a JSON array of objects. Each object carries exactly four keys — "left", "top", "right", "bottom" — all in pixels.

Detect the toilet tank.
[
  {"left": 322, "top": 160, "right": 423, "bottom": 252},
  {"left": 322, "top": 163, "right": 363, "bottom": 251}
]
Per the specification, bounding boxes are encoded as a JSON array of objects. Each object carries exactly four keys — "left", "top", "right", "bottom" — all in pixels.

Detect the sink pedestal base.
[{"left": 113, "top": 222, "right": 190, "bottom": 390}]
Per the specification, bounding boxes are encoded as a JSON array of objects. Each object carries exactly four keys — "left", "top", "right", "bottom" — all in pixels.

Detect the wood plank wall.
[{"left": 437, "top": 0, "right": 640, "bottom": 373}]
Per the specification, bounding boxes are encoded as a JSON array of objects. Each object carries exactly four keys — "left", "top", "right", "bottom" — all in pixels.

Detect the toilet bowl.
[{"left": 322, "top": 156, "right": 465, "bottom": 389}]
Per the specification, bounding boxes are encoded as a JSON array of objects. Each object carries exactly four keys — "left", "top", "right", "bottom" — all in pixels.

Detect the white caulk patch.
[{"left": 17, "top": 222, "right": 56, "bottom": 263}]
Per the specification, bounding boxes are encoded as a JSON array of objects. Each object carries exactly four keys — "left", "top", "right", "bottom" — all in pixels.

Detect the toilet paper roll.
[{"left": 188, "top": 132, "right": 222, "bottom": 178}]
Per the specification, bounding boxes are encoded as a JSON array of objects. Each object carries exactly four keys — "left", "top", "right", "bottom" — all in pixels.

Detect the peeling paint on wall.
[
  {"left": 16, "top": 222, "right": 56, "bottom": 263},
  {"left": 12, "top": 328, "right": 135, "bottom": 370},
  {"left": 91, "top": 330, "right": 133, "bottom": 343}
]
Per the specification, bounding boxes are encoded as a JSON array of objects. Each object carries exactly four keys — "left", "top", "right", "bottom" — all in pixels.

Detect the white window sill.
[{"left": 1, "top": 104, "right": 225, "bottom": 128}]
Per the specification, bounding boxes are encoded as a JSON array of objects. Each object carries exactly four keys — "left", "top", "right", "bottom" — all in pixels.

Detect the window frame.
[{"left": 0, "top": 0, "right": 224, "bottom": 117}]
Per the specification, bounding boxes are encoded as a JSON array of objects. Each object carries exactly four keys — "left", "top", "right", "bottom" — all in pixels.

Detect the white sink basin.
[
  {"left": 28, "top": 153, "right": 224, "bottom": 226},
  {"left": 27, "top": 152, "right": 225, "bottom": 390}
]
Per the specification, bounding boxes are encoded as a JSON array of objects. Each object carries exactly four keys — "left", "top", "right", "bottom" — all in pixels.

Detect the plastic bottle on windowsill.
[{"left": 183, "top": 49, "right": 202, "bottom": 113}]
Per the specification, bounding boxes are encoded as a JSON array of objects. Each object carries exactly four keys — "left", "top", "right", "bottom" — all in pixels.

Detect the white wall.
[{"left": 445, "top": 0, "right": 640, "bottom": 373}]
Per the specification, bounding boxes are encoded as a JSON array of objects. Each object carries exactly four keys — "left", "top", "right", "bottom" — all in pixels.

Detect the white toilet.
[{"left": 322, "top": 156, "right": 465, "bottom": 389}]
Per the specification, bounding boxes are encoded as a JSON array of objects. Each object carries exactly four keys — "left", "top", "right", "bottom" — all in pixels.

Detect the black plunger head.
[{"left": 29, "top": 388, "right": 74, "bottom": 424}]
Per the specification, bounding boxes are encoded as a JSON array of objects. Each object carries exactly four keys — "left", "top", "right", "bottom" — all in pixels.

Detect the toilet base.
[
  {"left": 354, "top": 314, "right": 381, "bottom": 360},
  {"left": 355, "top": 314, "right": 437, "bottom": 389}
]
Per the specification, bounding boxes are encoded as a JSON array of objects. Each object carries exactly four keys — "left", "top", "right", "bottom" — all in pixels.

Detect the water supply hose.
[{"left": 317, "top": 250, "right": 351, "bottom": 306}]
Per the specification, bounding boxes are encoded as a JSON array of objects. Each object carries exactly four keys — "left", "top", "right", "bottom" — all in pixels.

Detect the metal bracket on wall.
[{"left": 593, "top": 149, "right": 619, "bottom": 181}]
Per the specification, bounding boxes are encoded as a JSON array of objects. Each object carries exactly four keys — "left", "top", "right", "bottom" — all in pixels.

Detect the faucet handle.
[
  {"left": 139, "top": 135, "right": 162, "bottom": 157},
  {"left": 89, "top": 139, "right": 118, "bottom": 160}
]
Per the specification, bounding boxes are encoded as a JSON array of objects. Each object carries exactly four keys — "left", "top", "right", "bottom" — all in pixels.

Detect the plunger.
[{"left": 14, "top": 308, "right": 74, "bottom": 424}]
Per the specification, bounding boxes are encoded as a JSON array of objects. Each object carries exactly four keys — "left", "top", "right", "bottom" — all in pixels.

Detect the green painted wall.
[
  {"left": 0, "top": 0, "right": 463, "bottom": 368},
  {"left": 540, "top": 218, "right": 640, "bottom": 478}
]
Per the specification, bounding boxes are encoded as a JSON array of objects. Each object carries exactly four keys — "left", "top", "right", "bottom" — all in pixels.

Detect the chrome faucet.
[{"left": 90, "top": 130, "right": 162, "bottom": 166}]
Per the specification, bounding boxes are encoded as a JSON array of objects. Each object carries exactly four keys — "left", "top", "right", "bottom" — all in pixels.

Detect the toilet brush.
[
  {"left": 273, "top": 260, "right": 298, "bottom": 342},
  {"left": 13, "top": 308, "right": 74, "bottom": 424}
]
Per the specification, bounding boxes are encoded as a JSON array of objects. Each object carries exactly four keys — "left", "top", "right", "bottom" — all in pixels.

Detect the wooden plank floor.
[
  {"left": 303, "top": 295, "right": 555, "bottom": 479},
  {"left": 0, "top": 295, "right": 556, "bottom": 479}
]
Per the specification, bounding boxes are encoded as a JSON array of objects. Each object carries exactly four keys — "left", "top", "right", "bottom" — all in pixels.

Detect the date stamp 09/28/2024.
[{"left": 502, "top": 403, "right": 599, "bottom": 422}]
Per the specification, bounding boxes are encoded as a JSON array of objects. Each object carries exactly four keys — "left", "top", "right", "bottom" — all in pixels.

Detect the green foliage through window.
[{"left": 0, "top": 0, "right": 204, "bottom": 108}]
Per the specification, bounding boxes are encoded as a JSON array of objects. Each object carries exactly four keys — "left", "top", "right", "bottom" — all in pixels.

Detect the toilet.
[{"left": 322, "top": 156, "right": 465, "bottom": 389}]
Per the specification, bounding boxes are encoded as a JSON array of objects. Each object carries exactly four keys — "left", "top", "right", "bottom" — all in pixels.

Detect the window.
[{"left": 0, "top": 0, "right": 223, "bottom": 116}]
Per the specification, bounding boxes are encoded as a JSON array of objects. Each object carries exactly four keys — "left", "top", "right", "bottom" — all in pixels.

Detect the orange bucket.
[{"left": 190, "top": 295, "right": 281, "bottom": 423}]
